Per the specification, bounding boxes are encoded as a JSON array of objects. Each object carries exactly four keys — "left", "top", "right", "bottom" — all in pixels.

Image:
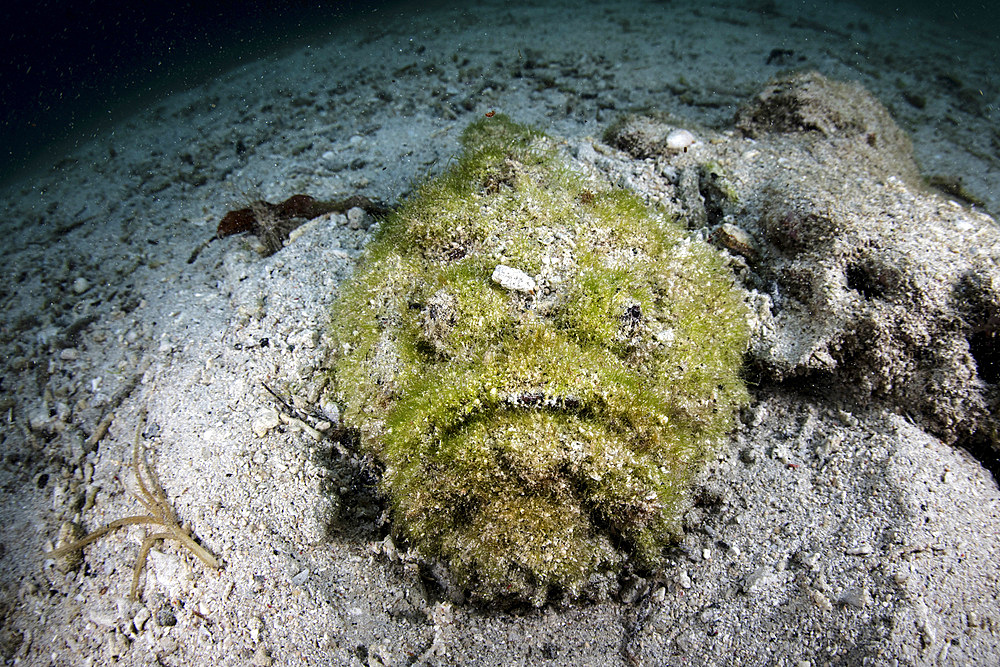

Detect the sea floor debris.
[{"left": 46, "top": 410, "right": 221, "bottom": 600}]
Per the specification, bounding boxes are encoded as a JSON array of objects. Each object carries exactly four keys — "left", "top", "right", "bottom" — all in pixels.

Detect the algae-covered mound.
[{"left": 326, "top": 115, "right": 749, "bottom": 604}]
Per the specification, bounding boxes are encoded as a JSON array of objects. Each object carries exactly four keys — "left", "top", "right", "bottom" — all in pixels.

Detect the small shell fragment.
[
  {"left": 55, "top": 521, "right": 86, "bottom": 573},
  {"left": 665, "top": 128, "right": 696, "bottom": 151},
  {"left": 491, "top": 264, "right": 536, "bottom": 293},
  {"left": 711, "top": 222, "right": 759, "bottom": 262},
  {"left": 251, "top": 407, "right": 281, "bottom": 437}
]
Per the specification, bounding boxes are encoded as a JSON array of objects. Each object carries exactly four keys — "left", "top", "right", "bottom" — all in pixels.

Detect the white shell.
[
  {"left": 665, "top": 128, "right": 696, "bottom": 150},
  {"left": 491, "top": 264, "right": 536, "bottom": 293}
]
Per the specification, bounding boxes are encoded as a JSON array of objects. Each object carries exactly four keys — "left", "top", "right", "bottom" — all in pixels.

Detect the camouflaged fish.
[{"left": 326, "top": 115, "right": 749, "bottom": 604}]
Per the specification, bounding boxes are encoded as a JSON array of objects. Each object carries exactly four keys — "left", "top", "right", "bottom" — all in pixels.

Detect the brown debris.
[{"left": 216, "top": 193, "right": 391, "bottom": 252}]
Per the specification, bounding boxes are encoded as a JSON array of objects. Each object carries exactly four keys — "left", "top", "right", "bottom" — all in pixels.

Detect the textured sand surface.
[{"left": 1, "top": 1, "right": 997, "bottom": 664}]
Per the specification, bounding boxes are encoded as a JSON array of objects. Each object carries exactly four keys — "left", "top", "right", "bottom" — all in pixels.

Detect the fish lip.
[{"left": 505, "top": 391, "right": 583, "bottom": 411}]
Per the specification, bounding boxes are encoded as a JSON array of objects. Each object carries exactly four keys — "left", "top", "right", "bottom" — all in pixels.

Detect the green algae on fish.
[{"left": 326, "top": 115, "right": 750, "bottom": 604}]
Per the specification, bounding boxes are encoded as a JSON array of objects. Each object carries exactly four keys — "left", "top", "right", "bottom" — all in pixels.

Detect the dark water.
[
  {"left": 1, "top": 0, "right": 997, "bottom": 186},
  {"left": 0, "top": 0, "right": 393, "bottom": 182}
]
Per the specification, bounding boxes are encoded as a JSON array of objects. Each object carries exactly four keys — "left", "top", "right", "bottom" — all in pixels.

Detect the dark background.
[
  {"left": 0, "top": 0, "right": 395, "bottom": 184},
  {"left": 1, "top": 0, "right": 996, "bottom": 186}
]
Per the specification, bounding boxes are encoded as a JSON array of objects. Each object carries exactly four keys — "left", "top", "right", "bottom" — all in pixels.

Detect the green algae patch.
[{"left": 326, "top": 115, "right": 749, "bottom": 604}]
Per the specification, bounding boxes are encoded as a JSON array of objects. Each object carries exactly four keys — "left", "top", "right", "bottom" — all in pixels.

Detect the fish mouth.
[{"left": 505, "top": 391, "right": 582, "bottom": 411}]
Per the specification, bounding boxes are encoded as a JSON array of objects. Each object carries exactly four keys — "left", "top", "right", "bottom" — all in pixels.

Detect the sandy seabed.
[{"left": 1, "top": 1, "right": 998, "bottom": 664}]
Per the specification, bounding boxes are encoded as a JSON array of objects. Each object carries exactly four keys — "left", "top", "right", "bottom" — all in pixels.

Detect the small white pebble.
[
  {"left": 252, "top": 645, "right": 273, "bottom": 667},
  {"left": 249, "top": 615, "right": 263, "bottom": 643},
  {"left": 159, "top": 636, "right": 179, "bottom": 656},
  {"left": 838, "top": 586, "right": 871, "bottom": 609},
  {"left": 87, "top": 609, "right": 118, "bottom": 629},
  {"left": 133, "top": 607, "right": 151, "bottom": 633},
  {"left": 810, "top": 589, "right": 834, "bottom": 611},
  {"left": 665, "top": 128, "right": 696, "bottom": 150},
  {"left": 71, "top": 277, "right": 90, "bottom": 294},
  {"left": 347, "top": 207, "right": 369, "bottom": 230},
  {"left": 743, "top": 566, "right": 773, "bottom": 591},
  {"left": 27, "top": 407, "right": 52, "bottom": 433},
  {"left": 491, "top": 265, "right": 536, "bottom": 293},
  {"left": 251, "top": 408, "right": 281, "bottom": 437}
]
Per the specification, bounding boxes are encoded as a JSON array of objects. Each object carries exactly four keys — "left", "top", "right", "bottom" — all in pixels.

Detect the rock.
[
  {"left": 132, "top": 607, "right": 151, "bottom": 633},
  {"left": 251, "top": 645, "right": 273, "bottom": 667},
  {"left": 601, "top": 71, "right": 1000, "bottom": 452},
  {"left": 665, "top": 128, "right": 696, "bottom": 151},
  {"left": 490, "top": 264, "right": 536, "bottom": 293},
  {"left": 742, "top": 566, "right": 774, "bottom": 592},
  {"left": 734, "top": 71, "right": 919, "bottom": 184},
  {"left": 251, "top": 408, "right": 281, "bottom": 437},
  {"left": 71, "top": 277, "right": 90, "bottom": 294},
  {"left": 290, "top": 567, "right": 310, "bottom": 586},
  {"left": 838, "top": 586, "right": 871, "bottom": 609},
  {"left": 346, "top": 206, "right": 369, "bottom": 230},
  {"left": 87, "top": 609, "right": 118, "bottom": 630},
  {"left": 27, "top": 406, "right": 53, "bottom": 434},
  {"left": 810, "top": 589, "right": 834, "bottom": 611}
]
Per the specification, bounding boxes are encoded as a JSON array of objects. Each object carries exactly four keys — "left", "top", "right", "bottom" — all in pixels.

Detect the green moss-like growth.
[{"left": 327, "top": 115, "right": 749, "bottom": 604}]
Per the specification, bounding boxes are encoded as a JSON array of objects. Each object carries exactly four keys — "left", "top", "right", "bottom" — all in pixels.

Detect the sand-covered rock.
[{"left": 601, "top": 71, "right": 1000, "bottom": 453}]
